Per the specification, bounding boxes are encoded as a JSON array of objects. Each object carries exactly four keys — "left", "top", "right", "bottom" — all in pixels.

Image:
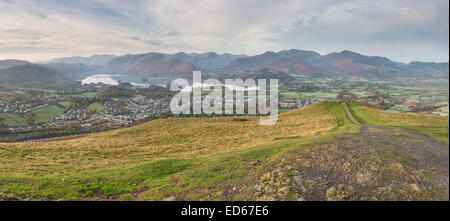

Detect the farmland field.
[
  {"left": 0, "top": 113, "right": 28, "bottom": 127},
  {"left": 73, "top": 92, "right": 98, "bottom": 98},
  {"left": 87, "top": 102, "right": 104, "bottom": 111},
  {"left": 58, "top": 101, "right": 72, "bottom": 108},
  {"left": 31, "top": 105, "right": 65, "bottom": 123},
  {"left": 281, "top": 91, "right": 337, "bottom": 99}
]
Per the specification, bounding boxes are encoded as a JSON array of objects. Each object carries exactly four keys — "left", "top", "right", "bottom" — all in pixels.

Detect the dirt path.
[
  {"left": 342, "top": 103, "right": 357, "bottom": 125},
  {"left": 244, "top": 105, "right": 449, "bottom": 201},
  {"left": 342, "top": 103, "right": 449, "bottom": 174}
]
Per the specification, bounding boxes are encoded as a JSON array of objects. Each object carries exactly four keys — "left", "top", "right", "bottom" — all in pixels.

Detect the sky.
[{"left": 0, "top": 0, "right": 448, "bottom": 63}]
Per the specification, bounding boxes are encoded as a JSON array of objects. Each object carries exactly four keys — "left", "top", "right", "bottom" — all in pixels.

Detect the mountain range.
[
  {"left": 0, "top": 49, "right": 448, "bottom": 89},
  {"left": 91, "top": 49, "right": 450, "bottom": 79}
]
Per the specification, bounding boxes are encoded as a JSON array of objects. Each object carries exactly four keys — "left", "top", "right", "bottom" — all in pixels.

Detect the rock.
[
  {"left": 254, "top": 184, "right": 262, "bottom": 191},
  {"left": 296, "top": 196, "right": 305, "bottom": 201},
  {"left": 326, "top": 185, "right": 354, "bottom": 201},
  {"left": 356, "top": 172, "right": 370, "bottom": 184},
  {"left": 409, "top": 184, "right": 420, "bottom": 192},
  {"left": 411, "top": 171, "right": 423, "bottom": 183},
  {"left": 293, "top": 175, "right": 303, "bottom": 185},
  {"left": 264, "top": 186, "right": 274, "bottom": 193},
  {"left": 258, "top": 195, "right": 275, "bottom": 201},
  {"left": 163, "top": 195, "right": 176, "bottom": 201},
  {"left": 262, "top": 172, "right": 271, "bottom": 181},
  {"left": 278, "top": 186, "right": 290, "bottom": 195},
  {"left": 325, "top": 186, "right": 336, "bottom": 200},
  {"left": 391, "top": 163, "right": 404, "bottom": 174}
]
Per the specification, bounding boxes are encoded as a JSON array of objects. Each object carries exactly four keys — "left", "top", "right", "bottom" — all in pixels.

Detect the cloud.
[{"left": 0, "top": 0, "right": 448, "bottom": 62}]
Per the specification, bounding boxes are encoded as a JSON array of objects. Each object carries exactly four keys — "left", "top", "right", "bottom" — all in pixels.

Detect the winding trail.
[
  {"left": 342, "top": 103, "right": 357, "bottom": 125},
  {"left": 342, "top": 103, "right": 449, "bottom": 174}
]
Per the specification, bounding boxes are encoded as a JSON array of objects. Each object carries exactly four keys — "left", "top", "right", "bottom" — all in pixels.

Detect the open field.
[
  {"left": 281, "top": 91, "right": 338, "bottom": 99},
  {"left": 31, "top": 105, "right": 65, "bottom": 124},
  {"left": 73, "top": 92, "right": 98, "bottom": 98},
  {"left": 57, "top": 101, "right": 72, "bottom": 108},
  {"left": 0, "top": 113, "right": 28, "bottom": 127},
  {"left": 0, "top": 102, "right": 448, "bottom": 201},
  {"left": 87, "top": 102, "right": 104, "bottom": 112}
]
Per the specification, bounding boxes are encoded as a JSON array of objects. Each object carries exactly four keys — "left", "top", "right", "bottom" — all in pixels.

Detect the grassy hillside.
[
  {"left": 0, "top": 102, "right": 337, "bottom": 176},
  {"left": 347, "top": 102, "right": 449, "bottom": 145},
  {"left": 0, "top": 102, "right": 448, "bottom": 201}
]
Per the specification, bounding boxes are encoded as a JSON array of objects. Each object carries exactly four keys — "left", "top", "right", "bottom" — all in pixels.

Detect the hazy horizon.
[{"left": 1, "top": 0, "right": 448, "bottom": 63}]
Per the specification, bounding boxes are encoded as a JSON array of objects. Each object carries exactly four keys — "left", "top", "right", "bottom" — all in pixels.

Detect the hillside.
[
  {"left": 221, "top": 50, "right": 322, "bottom": 74},
  {"left": 42, "top": 63, "right": 94, "bottom": 80},
  {"left": 46, "top": 55, "right": 117, "bottom": 67},
  {"left": 0, "top": 102, "right": 448, "bottom": 201},
  {"left": 172, "top": 52, "right": 247, "bottom": 70},
  {"left": 107, "top": 53, "right": 201, "bottom": 78},
  {"left": 0, "top": 62, "right": 78, "bottom": 89},
  {"left": 0, "top": 59, "right": 31, "bottom": 68},
  {"left": 233, "top": 68, "right": 296, "bottom": 83}
]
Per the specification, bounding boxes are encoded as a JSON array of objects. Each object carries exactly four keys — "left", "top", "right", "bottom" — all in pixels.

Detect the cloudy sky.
[{"left": 0, "top": 0, "right": 448, "bottom": 63}]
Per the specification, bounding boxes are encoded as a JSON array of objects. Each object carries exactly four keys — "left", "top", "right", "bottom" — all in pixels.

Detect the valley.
[{"left": 0, "top": 49, "right": 448, "bottom": 201}]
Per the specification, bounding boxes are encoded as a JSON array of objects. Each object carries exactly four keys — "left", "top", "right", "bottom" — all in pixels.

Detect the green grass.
[
  {"left": 0, "top": 159, "right": 192, "bottom": 199},
  {"left": 87, "top": 102, "right": 104, "bottom": 112},
  {"left": 278, "top": 109, "right": 291, "bottom": 113},
  {"left": 73, "top": 92, "right": 98, "bottom": 98},
  {"left": 347, "top": 102, "right": 449, "bottom": 145},
  {"left": 0, "top": 132, "right": 332, "bottom": 200},
  {"left": 58, "top": 101, "right": 72, "bottom": 108},
  {"left": 0, "top": 101, "right": 446, "bottom": 200},
  {"left": 281, "top": 91, "right": 337, "bottom": 99},
  {"left": 31, "top": 105, "right": 65, "bottom": 123},
  {"left": 0, "top": 113, "right": 28, "bottom": 127}
]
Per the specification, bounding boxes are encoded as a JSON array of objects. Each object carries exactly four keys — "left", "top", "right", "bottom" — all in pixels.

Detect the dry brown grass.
[{"left": 0, "top": 103, "right": 336, "bottom": 176}]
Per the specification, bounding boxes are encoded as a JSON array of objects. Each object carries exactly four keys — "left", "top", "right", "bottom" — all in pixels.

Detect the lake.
[
  {"left": 82, "top": 74, "right": 119, "bottom": 85},
  {"left": 81, "top": 74, "right": 170, "bottom": 87}
]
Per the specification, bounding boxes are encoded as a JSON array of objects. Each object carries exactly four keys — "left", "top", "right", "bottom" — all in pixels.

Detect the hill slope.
[
  {"left": 42, "top": 63, "right": 94, "bottom": 80},
  {"left": 46, "top": 55, "right": 117, "bottom": 67},
  {"left": 0, "top": 62, "right": 78, "bottom": 89},
  {"left": 0, "top": 102, "right": 448, "bottom": 201},
  {"left": 107, "top": 53, "right": 201, "bottom": 78}
]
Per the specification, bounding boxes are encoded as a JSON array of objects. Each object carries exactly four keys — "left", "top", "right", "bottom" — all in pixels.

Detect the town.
[{"left": 0, "top": 77, "right": 448, "bottom": 142}]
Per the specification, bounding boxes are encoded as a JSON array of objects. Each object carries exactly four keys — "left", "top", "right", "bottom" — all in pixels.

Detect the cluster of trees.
[
  {"left": 97, "top": 85, "right": 135, "bottom": 98},
  {"left": 137, "top": 85, "right": 174, "bottom": 99},
  {"left": 409, "top": 105, "right": 439, "bottom": 113},
  {"left": 67, "top": 96, "right": 100, "bottom": 109}
]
